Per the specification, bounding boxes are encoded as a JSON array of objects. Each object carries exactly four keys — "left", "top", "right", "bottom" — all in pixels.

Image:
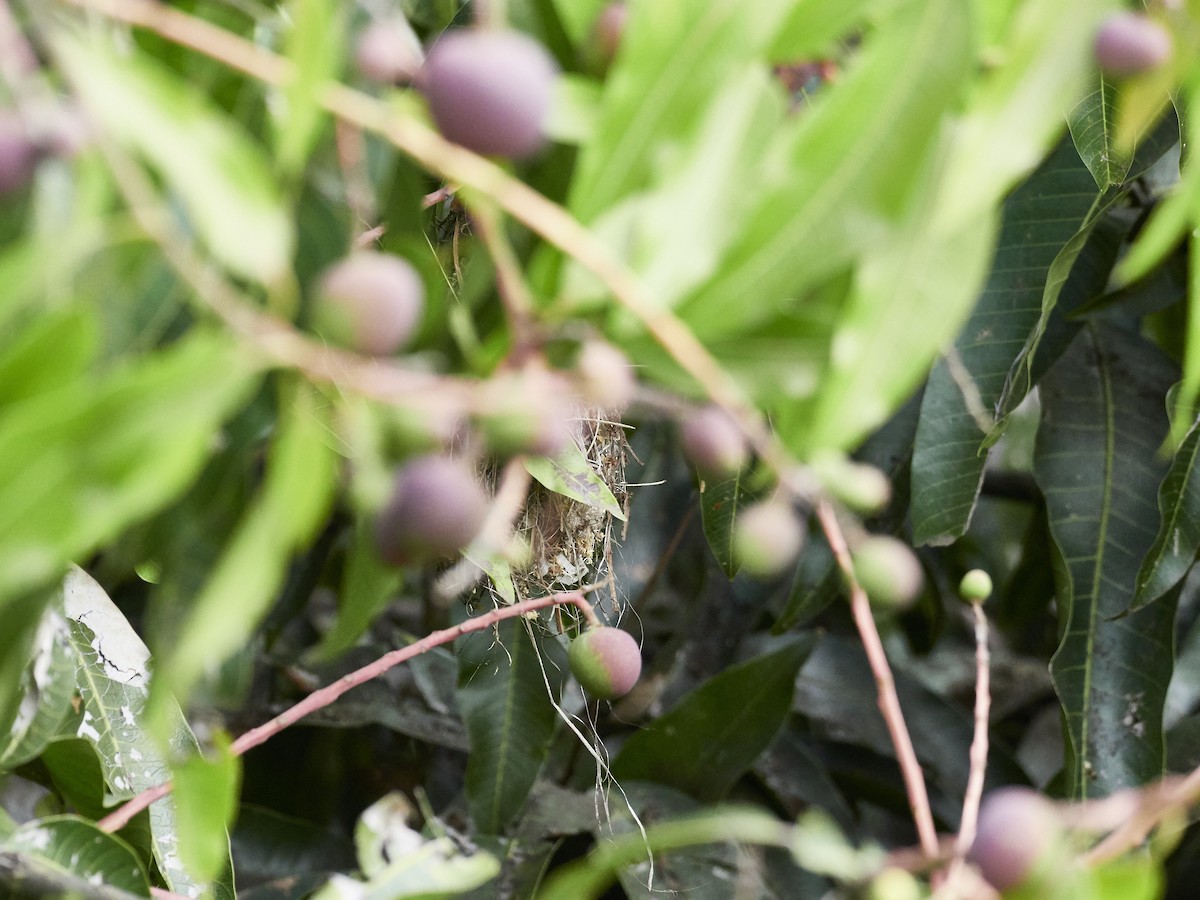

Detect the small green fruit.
[
  {"left": 959, "top": 569, "right": 993, "bottom": 604},
  {"left": 568, "top": 626, "right": 642, "bottom": 699},
  {"left": 852, "top": 535, "right": 923, "bottom": 610},
  {"left": 733, "top": 501, "right": 804, "bottom": 577}
]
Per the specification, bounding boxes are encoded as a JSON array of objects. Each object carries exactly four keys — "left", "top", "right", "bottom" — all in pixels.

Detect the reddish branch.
[
  {"left": 815, "top": 500, "right": 939, "bottom": 859},
  {"left": 96, "top": 590, "right": 599, "bottom": 833}
]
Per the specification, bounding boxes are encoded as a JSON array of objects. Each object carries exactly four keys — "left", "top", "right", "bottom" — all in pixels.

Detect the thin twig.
[
  {"left": 940, "top": 601, "right": 992, "bottom": 893},
  {"left": 96, "top": 589, "right": 599, "bottom": 833},
  {"left": 815, "top": 500, "right": 939, "bottom": 859}
]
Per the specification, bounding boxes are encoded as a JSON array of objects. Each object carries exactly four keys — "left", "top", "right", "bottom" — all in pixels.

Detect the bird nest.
[{"left": 514, "top": 410, "right": 628, "bottom": 599}]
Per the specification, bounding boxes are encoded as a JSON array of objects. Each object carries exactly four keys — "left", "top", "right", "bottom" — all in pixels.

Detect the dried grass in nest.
[{"left": 514, "top": 407, "right": 629, "bottom": 602}]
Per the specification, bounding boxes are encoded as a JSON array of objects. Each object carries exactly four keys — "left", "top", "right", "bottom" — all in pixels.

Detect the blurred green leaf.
[
  {"left": 0, "top": 330, "right": 258, "bottom": 608},
  {"left": 612, "top": 636, "right": 814, "bottom": 800},
  {"left": 769, "top": 0, "right": 896, "bottom": 61},
  {"left": 173, "top": 736, "right": 240, "bottom": 888},
  {"left": 156, "top": 380, "right": 337, "bottom": 713},
  {"left": 0, "top": 815, "right": 150, "bottom": 897},
  {"left": 567, "top": 0, "right": 791, "bottom": 224},
  {"left": 1035, "top": 324, "right": 1178, "bottom": 798},
  {"left": 56, "top": 32, "right": 293, "bottom": 282},
  {"left": 681, "top": 0, "right": 972, "bottom": 342},
  {"left": 308, "top": 518, "right": 403, "bottom": 663},
  {"left": 457, "top": 619, "right": 560, "bottom": 834},
  {"left": 275, "top": 0, "right": 342, "bottom": 178},
  {"left": 0, "top": 308, "right": 98, "bottom": 411}
]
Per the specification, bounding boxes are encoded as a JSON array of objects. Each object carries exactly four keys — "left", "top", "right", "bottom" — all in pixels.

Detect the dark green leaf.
[
  {"left": 911, "top": 138, "right": 1103, "bottom": 545},
  {"left": 1068, "top": 79, "right": 1130, "bottom": 190},
  {"left": 457, "top": 620, "right": 560, "bottom": 834},
  {"left": 698, "top": 474, "right": 753, "bottom": 578},
  {"left": 612, "top": 636, "right": 814, "bottom": 800},
  {"left": 1132, "top": 415, "right": 1200, "bottom": 610},
  {"left": 156, "top": 380, "right": 337, "bottom": 712},
  {"left": 1035, "top": 324, "right": 1178, "bottom": 797}
]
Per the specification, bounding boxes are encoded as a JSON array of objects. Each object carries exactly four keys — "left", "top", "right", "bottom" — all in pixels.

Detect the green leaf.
[
  {"left": 0, "top": 308, "right": 98, "bottom": 412},
  {"left": 996, "top": 111, "right": 1180, "bottom": 431},
  {"left": 698, "top": 474, "right": 754, "bottom": 579},
  {"left": 308, "top": 518, "right": 403, "bottom": 662},
  {"left": 910, "top": 138, "right": 1104, "bottom": 545},
  {"left": 612, "top": 636, "right": 814, "bottom": 800},
  {"left": 680, "top": 0, "right": 973, "bottom": 341},
  {"left": 1132, "top": 412, "right": 1200, "bottom": 611},
  {"left": 275, "top": 0, "right": 342, "bottom": 177},
  {"left": 567, "top": 0, "right": 792, "bottom": 224},
  {"left": 55, "top": 32, "right": 293, "bottom": 282},
  {"left": 58, "top": 567, "right": 217, "bottom": 897},
  {"left": 1068, "top": 79, "right": 1131, "bottom": 190},
  {"left": 1035, "top": 324, "right": 1178, "bottom": 798},
  {"left": 0, "top": 595, "right": 76, "bottom": 768},
  {"left": 156, "top": 380, "right": 337, "bottom": 713},
  {"left": 769, "top": 0, "right": 898, "bottom": 61},
  {"left": 0, "top": 330, "right": 258, "bottom": 608},
  {"left": 524, "top": 440, "right": 626, "bottom": 521},
  {"left": 0, "top": 815, "right": 151, "bottom": 897},
  {"left": 456, "top": 619, "right": 560, "bottom": 834},
  {"left": 173, "top": 736, "right": 240, "bottom": 888},
  {"left": 796, "top": 204, "right": 996, "bottom": 455}
]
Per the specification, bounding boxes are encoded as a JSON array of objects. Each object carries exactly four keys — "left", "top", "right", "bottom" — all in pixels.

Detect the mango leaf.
[
  {"left": 612, "top": 636, "right": 814, "bottom": 801},
  {"left": 1132, "top": 414, "right": 1200, "bottom": 610},
  {"left": 0, "top": 600, "right": 75, "bottom": 769},
  {"left": 795, "top": 204, "right": 996, "bottom": 456},
  {"left": 680, "top": 0, "right": 972, "bottom": 341},
  {"left": 995, "top": 110, "right": 1180, "bottom": 430},
  {"left": 0, "top": 815, "right": 150, "bottom": 898},
  {"left": 769, "top": 0, "right": 896, "bottom": 61},
  {"left": 525, "top": 440, "right": 625, "bottom": 520},
  {"left": 567, "top": 0, "right": 792, "bottom": 224},
  {"left": 698, "top": 473, "right": 753, "bottom": 579},
  {"left": 172, "top": 736, "right": 240, "bottom": 888},
  {"left": 910, "top": 138, "right": 1104, "bottom": 545},
  {"left": 1035, "top": 324, "right": 1178, "bottom": 798},
  {"left": 274, "top": 0, "right": 342, "bottom": 177},
  {"left": 456, "top": 620, "right": 560, "bottom": 835},
  {"left": 155, "top": 380, "right": 337, "bottom": 715},
  {"left": 55, "top": 32, "right": 293, "bottom": 282},
  {"left": 1068, "top": 79, "right": 1131, "bottom": 190},
  {"left": 58, "top": 567, "right": 224, "bottom": 898},
  {"left": 0, "top": 329, "right": 258, "bottom": 608},
  {"left": 308, "top": 518, "right": 403, "bottom": 662}
]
